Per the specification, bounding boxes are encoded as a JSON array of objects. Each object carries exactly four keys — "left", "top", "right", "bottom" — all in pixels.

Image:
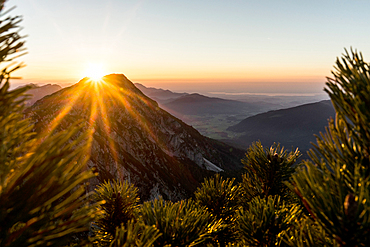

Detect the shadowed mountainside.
[
  {"left": 226, "top": 100, "right": 336, "bottom": 153},
  {"left": 27, "top": 74, "right": 244, "bottom": 200}
]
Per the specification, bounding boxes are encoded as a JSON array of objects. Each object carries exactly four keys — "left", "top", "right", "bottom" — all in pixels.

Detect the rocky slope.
[{"left": 27, "top": 74, "right": 244, "bottom": 200}]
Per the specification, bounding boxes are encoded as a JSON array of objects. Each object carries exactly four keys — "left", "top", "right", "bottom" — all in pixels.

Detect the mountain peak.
[
  {"left": 79, "top": 74, "right": 137, "bottom": 91},
  {"left": 74, "top": 73, "right": 158, "bottom": 108}
]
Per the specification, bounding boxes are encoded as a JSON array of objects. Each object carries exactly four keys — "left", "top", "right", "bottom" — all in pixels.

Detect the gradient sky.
[{"left": 7, "top": 0, "right": 370, "bottom": 94}]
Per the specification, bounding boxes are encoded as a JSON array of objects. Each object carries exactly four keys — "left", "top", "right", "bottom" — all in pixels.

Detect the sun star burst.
[{"left": 83, "top": 63, "right": 106, "bottom": 81}]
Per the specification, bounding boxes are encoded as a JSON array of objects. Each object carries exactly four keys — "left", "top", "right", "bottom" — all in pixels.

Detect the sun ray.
[
  {"left": 85, "top": 86, "right": 99, "bottom": 158},
  {"left": 43, "top": 86, "right": 85, "bottom": 137},
  {"left": 97, "top": 84, "right": 119, "bottom": 165},
  {"left": 100, "top": 81, "right": 168, "bottom": 156},
  {"left": 27, "top": 81, "right": 89, "bottom": 159}
]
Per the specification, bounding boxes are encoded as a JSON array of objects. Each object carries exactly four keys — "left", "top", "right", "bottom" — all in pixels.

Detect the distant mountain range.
[
  {"left": 134, "top": 83, "right": 188, "bottom": 104},
  {"left": 17, "top": 83, "right": 62, "bottom": 106},
  {"left": 135, "top": 83, "right": 278, "bottom": 116},
  {"left": 226, "top": 100, "right": 336, "bottom": 153},
  {"left": 134, "top": 83, "right": 280, "bottom": 139},
  {"left": 27, "top": 75, "right": 245, "bottom": 200}
]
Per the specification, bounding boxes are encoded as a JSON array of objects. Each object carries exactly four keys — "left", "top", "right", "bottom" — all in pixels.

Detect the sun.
[{"left": 83, "top": 63, "right": 106, "bottom": 81}]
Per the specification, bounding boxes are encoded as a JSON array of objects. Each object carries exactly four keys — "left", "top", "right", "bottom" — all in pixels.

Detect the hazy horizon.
[{"left": 9, "top": 76, "right": 328, "bottom": 99}]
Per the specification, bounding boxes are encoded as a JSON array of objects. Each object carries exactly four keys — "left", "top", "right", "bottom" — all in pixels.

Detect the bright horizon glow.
[
  {"left": 9, "top": 0, "right": 370, "bottom": 94},
  {"left": 83, "top": 63, "right": 107, "bottom": 81}
]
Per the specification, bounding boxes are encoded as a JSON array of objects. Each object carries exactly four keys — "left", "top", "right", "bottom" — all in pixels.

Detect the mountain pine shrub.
[
  {"left": 287, "top": 49, "right": 370, "bottom": 246},
  {"left": 139, "top": 198, "right": 222, "bottom": 247},
  {"left": 236, "top": 195, "right": 302, "bottom": 247},
  {"left": 0, "top": 61, "right": 97, "bottom": 247},
  {"left": 283, "top": 215, "right": 339, "bottom": 247},
  {"left": 194, "top": 174, "right": 241, "bottom": 245},
  {"left": 109, "top": 219, "right": 161, "bottom": 247},
  {"left": 233, "top": 142, "right": 302, "bottom": 246},
  {"left": 240, "top": 141, "right": 300, "bottom": 203},
  {"left": 0, "top": 2, "right": 97, "bottom": 246},
  {"left": 92, "top": 180, "right": 140, "bottom": 246}
]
